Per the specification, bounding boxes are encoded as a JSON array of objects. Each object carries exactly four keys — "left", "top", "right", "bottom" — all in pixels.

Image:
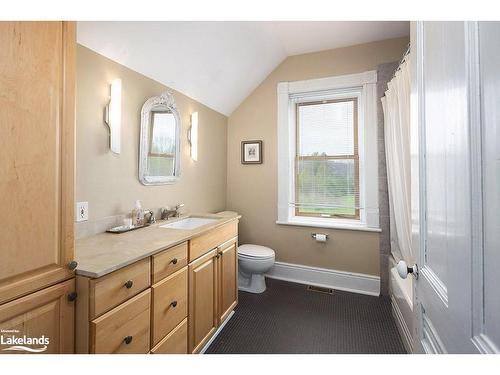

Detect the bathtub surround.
[
  {"left": 226, "top": 37, "right": 409, "bottom": 278},
  {"left": 390, "top": 260, "right": 414, "bottom": 353},
  {"left": 376, "top": 61, "right": 399, "bottom": 296},
  {"left": 76, "top": 45, "right": 228, "bottom": 225}
]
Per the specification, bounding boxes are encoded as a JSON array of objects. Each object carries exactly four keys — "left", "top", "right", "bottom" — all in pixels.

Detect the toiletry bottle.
[{"left": 132, "top": 200, "right": 144, "bottom": 226}]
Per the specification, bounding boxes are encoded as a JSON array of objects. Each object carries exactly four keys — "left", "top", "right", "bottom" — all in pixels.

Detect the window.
[
  {"left": 295, "top": 98, "right": 359, "bottom": 219},
  {"left": 277, "top": 71, "right": 380, "bottom": 231}
]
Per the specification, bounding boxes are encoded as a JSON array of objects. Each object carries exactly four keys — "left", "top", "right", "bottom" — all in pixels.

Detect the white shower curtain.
[{"left": 381, "top": 58, "right": 414, "bottom": 264}]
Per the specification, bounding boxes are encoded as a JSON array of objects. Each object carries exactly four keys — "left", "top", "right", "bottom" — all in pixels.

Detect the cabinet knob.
[
  {"left": 123, "top": 336, "right": 133, "bottom": 345},
  {"left": 67, "top": 292, "right": 78, "bottom": 302},
  {"left": 68, "top": 261, "right": 78, "bottom": 271},
  {"left": 216, "top": 254, "right": 220, "bottom": 259},
  {"left": 170, "top": 300, "right": 178, "bottom": 308},
  {"left": 169, "top": 258, "right": 178, "bottom": 265},
  {"left": 124, "top": 280, "right": 134, "bottom": 289}
]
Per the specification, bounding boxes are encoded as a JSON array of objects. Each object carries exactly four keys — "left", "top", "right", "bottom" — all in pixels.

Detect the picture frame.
[{"left": 241, "top": 140, "right": 263, "bottom": 164}]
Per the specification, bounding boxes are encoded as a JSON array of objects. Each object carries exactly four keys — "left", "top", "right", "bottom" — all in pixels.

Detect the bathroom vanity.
[{"left": 74, "top": 213, "right": 239, "bottom": 354}]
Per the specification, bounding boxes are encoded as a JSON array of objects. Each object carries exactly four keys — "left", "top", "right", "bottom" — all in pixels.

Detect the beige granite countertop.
[{"left": 75, "top": 212, "right": 240, "bottom": 278}]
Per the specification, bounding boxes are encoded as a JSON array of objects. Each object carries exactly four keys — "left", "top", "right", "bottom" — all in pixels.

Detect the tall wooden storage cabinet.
[{"left": 0, "top": 21, "right": 76, "bottom": 353}]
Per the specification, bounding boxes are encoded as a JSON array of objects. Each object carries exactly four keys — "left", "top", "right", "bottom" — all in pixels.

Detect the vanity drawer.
[
  {"left": 189, "top": 220, "right": 238, "bottom": 261},
  {"left": 151, "top": 267, "right": 188, "bottom": 346},
  {"left": 90, "top": 258, "right": 151, "bottom": 319},
  {"left": 152, "top": 242, "right": 188, "bottom": 284},
  {"left": 151, "top": 318, "right": 188, "bottom": 354},
  {"left": 90, "top": 289, "right": 151, "bottom": 354}
]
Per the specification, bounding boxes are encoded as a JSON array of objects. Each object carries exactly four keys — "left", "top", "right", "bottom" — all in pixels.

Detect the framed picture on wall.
[{"left": 241, "top": 140, "right": 263, "bottom": 164}]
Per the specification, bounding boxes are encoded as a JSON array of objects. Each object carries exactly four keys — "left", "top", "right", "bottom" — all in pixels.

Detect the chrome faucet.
[
  {"left": 161, "top": 204, "right": 185, "bottom": 220},
  {"left": 144, "top": 210, "right": 156, "bottom": 224}
]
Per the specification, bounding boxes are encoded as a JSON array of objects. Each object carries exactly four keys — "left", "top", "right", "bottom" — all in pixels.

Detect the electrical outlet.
[{"left": 76, "top": 202, "right": 89, "bottom": 222}]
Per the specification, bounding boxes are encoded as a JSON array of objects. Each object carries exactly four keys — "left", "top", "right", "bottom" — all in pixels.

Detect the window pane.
[
  {"left": 150, "top": 112, "right": 176, "bottom": 155},
  {"left": 147, "top": 156, "right": 175, "bottom": 177},
  {"left": 296, "top": 159, "right": 356, "bottom": 216},
  {"left": 298, "top": 100, "right": 354, "bottom": 156}
]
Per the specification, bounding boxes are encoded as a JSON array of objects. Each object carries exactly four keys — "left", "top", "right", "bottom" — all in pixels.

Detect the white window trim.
[{"left": 277, "top": 71, "right": 380, "bottom": 232}]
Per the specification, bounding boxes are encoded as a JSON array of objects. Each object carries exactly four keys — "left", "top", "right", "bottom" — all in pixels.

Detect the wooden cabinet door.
[
  {"left": 0, "top": 279, "right": 75, "bottom": 354},
  {"left": 188, "top": 249, "right": 218, "bottom": 353},
  {"left": 0, "top": 21, "right": 76, "bottom": 305},
  {"left": 218, "top": 239, "right": 238, "bottom": 324}
]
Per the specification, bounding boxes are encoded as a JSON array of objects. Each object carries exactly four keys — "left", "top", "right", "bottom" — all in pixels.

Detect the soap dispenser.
[{"left": 132, "top": 200, "right": 144, "bottom": 226}]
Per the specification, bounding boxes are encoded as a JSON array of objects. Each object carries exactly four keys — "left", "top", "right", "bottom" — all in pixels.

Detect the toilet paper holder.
[{"left": 311, "top": 233, "right": 329, "bottom": 240}]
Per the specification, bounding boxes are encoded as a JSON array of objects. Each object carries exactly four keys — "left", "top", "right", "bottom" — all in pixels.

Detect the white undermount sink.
[{"left": 159, "top": 217, "right": 218, "bottom": 230}]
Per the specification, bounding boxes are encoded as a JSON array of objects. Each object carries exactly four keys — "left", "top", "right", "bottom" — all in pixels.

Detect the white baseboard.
[
  {"left": 265, "top": 261, "right": 380, "bottom": 296},
  {"left": 200, "top": 310, "right": 235, "bottom": 354},
  {"left": 391, "top": 295, "right": 414, "bottom": 353}
]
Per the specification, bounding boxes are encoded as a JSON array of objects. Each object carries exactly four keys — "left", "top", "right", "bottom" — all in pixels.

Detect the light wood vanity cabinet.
[{"left": 76, "top": 219, "right": 239, "bottom": 354}]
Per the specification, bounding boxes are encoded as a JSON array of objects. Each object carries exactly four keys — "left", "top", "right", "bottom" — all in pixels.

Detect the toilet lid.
[{"left": 238, "top": 244, "right": 275, "bottom": 259}]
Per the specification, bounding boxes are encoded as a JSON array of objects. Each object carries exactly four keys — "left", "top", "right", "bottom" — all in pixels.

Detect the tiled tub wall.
[{"left": 377, "top": 61, "right": 399, "bottom": 296}]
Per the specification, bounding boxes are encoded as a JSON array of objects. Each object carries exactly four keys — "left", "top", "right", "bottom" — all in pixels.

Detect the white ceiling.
[{"left": 77, "top": 21, "right": 409, "bottom": 115}]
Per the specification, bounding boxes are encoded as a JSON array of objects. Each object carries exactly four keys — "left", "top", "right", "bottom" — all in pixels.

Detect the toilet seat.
[{"left": 238, "top": 244, "right": 275, "bottom": 259}]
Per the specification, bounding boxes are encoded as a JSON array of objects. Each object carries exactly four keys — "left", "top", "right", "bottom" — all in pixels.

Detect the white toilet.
[{"left": 238, "top": 244, "right": 275, "bottom": 293}]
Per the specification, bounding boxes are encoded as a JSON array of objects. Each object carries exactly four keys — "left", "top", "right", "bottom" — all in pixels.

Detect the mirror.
[{"left": 139, "top": 92, "right": 181, "bottom": 185}]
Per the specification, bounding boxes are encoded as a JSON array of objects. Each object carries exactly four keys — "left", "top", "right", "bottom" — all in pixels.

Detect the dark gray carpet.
[{"left": 206, "top": 278, "right": 406, "bottom": 354}]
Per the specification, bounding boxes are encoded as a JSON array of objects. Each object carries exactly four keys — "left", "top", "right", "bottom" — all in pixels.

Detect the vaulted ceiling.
[{"left": 77, "top": 21, "right": 409, "bottom": 115}]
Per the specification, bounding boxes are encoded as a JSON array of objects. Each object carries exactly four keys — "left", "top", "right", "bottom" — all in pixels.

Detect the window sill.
[{"left": 276, "top": 218, "right": 381, "bottom": 233}]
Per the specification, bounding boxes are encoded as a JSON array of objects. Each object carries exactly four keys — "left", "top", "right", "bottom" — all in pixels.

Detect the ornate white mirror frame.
[{"left": 139, "top": 91, "right": 181, "bottom": 185}]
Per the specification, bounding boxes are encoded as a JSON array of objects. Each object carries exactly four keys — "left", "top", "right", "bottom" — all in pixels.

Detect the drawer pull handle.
[
  {"left": 124, "top": 336, "right": 133, "bottom": 345},
  {"left": 169, "top": 258, "right": 178, "bottom": 265},
  {"left": 124, "top": 280, "right": 134, "bottom": 289},
  {"left": 170, "top": 301, "right": 178, "bottom": 308}
]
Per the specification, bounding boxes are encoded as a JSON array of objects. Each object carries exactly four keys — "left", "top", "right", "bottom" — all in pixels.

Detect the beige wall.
[
  {"left": 76, "top": 45, "right": 228, "bottom": 221},
  {"left": 226, "top": 37, "right": 409, "bottom": 276}
]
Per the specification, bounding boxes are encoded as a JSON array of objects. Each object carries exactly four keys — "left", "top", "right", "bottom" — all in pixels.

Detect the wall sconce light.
[
  {"left": 104, "top": 78, "right": 122, "bottom": 154},
  {"left": 188, "top": 112, "right": 198, "bottom": 161}
]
